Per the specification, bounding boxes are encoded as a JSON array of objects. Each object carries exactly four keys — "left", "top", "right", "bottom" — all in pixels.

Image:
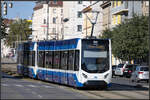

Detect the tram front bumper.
[{"left": 83, "top": 80, "right": 107, "bottom": 88}]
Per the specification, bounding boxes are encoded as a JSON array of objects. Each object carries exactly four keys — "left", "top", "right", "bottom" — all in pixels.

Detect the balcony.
[{"left": 111, "top": 2, "right": 128, "bottom": 15}]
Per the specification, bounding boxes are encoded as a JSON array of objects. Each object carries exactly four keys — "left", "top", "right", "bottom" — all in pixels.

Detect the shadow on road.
[
  {"left": 108, "top": 83, "right": 149, "bottom": 91},
  {"left": 2, "top": 72, "right": 23, "bottom": 79}
]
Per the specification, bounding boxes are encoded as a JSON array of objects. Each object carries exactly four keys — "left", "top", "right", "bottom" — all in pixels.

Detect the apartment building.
[
  {"left": 141, "top": 1, "right": 149, "bottom": 16},
  {"left": 32, "top": 1, "right": 63, "bottom": 41},
  {"left": 100, "top": 1, "right": 111, "bottom": 31},
  {"left": 63, "top": 1, "right": 91, "bottom": 39},
  {"left": 111, "top": 1, "right": 142, "bottom": 27}
]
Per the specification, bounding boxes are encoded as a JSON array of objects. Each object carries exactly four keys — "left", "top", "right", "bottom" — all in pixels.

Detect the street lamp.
[{"left": 62, "top": 18, "right": 69, "bottom": 40}]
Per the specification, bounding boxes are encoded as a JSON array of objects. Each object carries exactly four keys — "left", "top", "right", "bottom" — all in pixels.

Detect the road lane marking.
[
  {"left": 27, "top": 85, "right": 37, "bottom": 87},
  {"left": 15, "top": 84, "right": 24, "bottom": 87},
  {"left": 43, "top": 85, "right": 53, "bottom": 88},
  {"left": 2, "top": 84, "right": 9, "bottom": 86},
  {"left": 38, "top": 95, "right": 42, "bottom": 98}
]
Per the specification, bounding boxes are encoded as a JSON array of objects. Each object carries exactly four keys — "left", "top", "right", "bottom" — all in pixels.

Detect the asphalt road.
[
  {"left": 112, "top": 75, "right": 149, "bottom": 89},
  {"left": 1, "top": 72, "right": 93, "bottom": 99},
  {"left": 1, "top": 72, "right": 149, "bottom": 99}
]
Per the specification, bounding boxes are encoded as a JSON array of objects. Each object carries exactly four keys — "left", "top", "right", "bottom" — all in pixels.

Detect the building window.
[
  {"left": 61, "top": 9, "right": 63, "bottom": 13},
  {"left": 114, "top": 1, "right": 116, "bottom": 7},
  {"left": 146, "top": 1, "right": 149, "bottom": 6},
  {"left": 77, "top": 11, "right": 82, "bottom": 18},
  {"left": 117, "top": 15, "right": 121, "bottom": 24},
  {"left": 43, "top": 19, "right": 46, "bottom": 24},
  {"left": 118, "top": 1, "right": 121, "bottom": 6},
  {"left": 53, "top": 17, "right": 56, "bottom": 24},
  {"left": 78, "top": 1, "right": 82, "bottom": 4},
  {"left": 53, "top": 28, "right": 56, "bottom": 33},
  {"left": 61, "top": 17, "right": 63, "bottom": 23},
  {"left": 53, "top": 9, "right": 56, "bottom": 13},
  {"left": 113, "top": 15, "right": 116, "bottom": 25},
  {"left": 77, "top": 25, "right": 82, "bottom": 32},
  {"left": 112, "top": 1, "right": 114, "bottom": 7}
]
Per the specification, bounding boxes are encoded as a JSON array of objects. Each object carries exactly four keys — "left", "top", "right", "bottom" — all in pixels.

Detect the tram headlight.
[
  {"left": 82, "top": 73, "right": 88, "bottom": 79},
  {"left": 104, "top": 73, "right": 109, "bottom": 79}
]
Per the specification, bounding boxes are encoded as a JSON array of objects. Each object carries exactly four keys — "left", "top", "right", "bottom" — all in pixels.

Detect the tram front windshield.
[{"left": 81, "top": 39, "right": 110, "bottom": 73}]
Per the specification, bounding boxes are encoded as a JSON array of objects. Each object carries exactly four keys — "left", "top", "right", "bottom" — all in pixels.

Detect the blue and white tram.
[{"left": 17, "top": 38, "right": 112, "bottom": 88}]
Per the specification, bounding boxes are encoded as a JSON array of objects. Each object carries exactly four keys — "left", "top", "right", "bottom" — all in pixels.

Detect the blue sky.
[{"left": 2, "top": 1, "right": 36, "bottom": 19}]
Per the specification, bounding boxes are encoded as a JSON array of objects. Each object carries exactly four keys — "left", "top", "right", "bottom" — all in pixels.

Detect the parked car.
[
  {"left": 115, "top": 64, "right": 126, "bottom": 77},
  {"left": 131, "top": 65, "right": 149, "bottom": 83},
  {"left": 123, "top": 64, "right": 138, "bottom": 78},
  {"left": 112, "top": 65, "right": 117, "bottom": 77},
  {"left": 115, "top": 63, "right": 138, "bottom": 77}
]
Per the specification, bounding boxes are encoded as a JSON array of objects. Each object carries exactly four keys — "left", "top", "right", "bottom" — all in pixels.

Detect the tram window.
[
  {"left": 45, "top": 51, "right": 53, "bottom": 69},
  {"left": 38, "top": 51, "right": 45, "bottom": 68},
  {"left": 32, "top": 51, "right": 35, "bottom": 66},
  {"left": 17, "top": 51, "right": 22, "bottom": 64},
  {"left": 68, "top": 50, "right": 75, "bottom": 70},
  {"left": 21, "top": 51, "right": 24, "bottom": 65},
  {"left": 53, "top": 51, "right": 60, "bottom": 69},
  {"left": 60, "top": 51, "right": 68, "bottom": 70},
  {"left": 74, "top": 50, "right": 79, "bottom": 71},
  {"left": 24, "top": 51, "right": 29, "bottom": 66},
  {"left": 29, "top": 51, "right": 32, "bottom": 66}
]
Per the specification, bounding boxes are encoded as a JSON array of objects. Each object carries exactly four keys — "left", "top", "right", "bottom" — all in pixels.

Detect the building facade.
[
  {"left": 100, "top": 1, "right": 111, "bottom": 31},
  {"left": 141, "top": 1, "right": 149, "bottom": 16},
  {"left": 111, "top": 1, "right": 143, "bottom": 28},
  {"left": 32, "top": 1, "right": 63, "bottom": 41},
  {"left": 63, "top": 1, "right": 92, "bottom": 39}
]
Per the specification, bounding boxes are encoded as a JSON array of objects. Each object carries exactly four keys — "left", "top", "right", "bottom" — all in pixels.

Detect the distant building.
[
  {"left": 141, "top": 1, "right": 149, "bottom": 16},
  {"left": 100, "top": 1, "right": 111, "bottom": 31},
  {"left": 32, "top": 1, "right": 63, "bottom": 41},
  {"left": 111, "top": 1, "right": 143, "bottom": 28}
]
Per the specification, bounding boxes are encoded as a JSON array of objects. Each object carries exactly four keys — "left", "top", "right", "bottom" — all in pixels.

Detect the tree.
[
  {"left": 100, "top": 15, "right": 149, "bottom": 64},
  {"left": 1, "top": 17, "right": 8, "bottom": 39},
  {"left": 5, "top": 19, "right": 32, "bottom": 46}
]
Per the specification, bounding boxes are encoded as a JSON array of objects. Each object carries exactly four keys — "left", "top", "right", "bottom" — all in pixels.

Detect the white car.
[
  {"left": 115, "top": 64, "right": 127, "bottom": 76},
  {"left": 131, "top": 65, "right": 149, "bottom": 83}
]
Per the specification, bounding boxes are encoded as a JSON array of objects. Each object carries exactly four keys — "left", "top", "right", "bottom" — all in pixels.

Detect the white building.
[
  {"left": 32, "top": 1, "right": 63, "bottom": 41},
  {"left": 63, "top": 1, "right": 92, "bottom": 39},
  {"left": 32, "top": 1, "right": 104, "bottom": 40}
]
